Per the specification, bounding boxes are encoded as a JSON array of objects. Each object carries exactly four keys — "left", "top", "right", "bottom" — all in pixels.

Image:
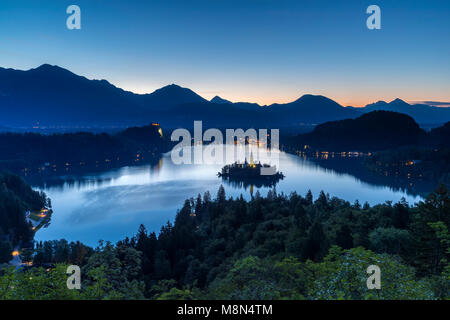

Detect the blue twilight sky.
[{"left": 0, "top": 0, "right": 449, "bottom": 106}]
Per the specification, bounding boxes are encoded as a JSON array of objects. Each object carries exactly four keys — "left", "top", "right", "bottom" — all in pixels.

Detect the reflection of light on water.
[
  {"left": 169, "top": 144, "right": 281, "bottom": 167},
  {"left": 155, "top": 158, "right": 163, "bottom": 172},
  {"left": 34, "top": 145, "right": 424, "bottom": 246}
]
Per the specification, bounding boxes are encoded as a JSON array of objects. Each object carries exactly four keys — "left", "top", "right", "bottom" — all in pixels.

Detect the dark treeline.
[
  {"left": 33, "top": 239, "right": 94, "bottom": 267},
  {"left": 428, "top": 121, "right": 450, "bottom": 147},
  {"left": 0, "top": 172, "right": 49, "bottom": 262},
  {"left": 0, "top": 123, "right": 169, "bottom": 173},
  {"left": 25, "top": 184, "right": 450, "bottom": 299},
  {"left": 285, "top": 111, "right": 449, "bottom": 152},
  {"left": 365, "top": 146, "right": 450, "bottom": 186}
]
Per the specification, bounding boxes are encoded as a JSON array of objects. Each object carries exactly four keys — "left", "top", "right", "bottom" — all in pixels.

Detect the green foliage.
[
  {"left": 34, "top": 239, "right": 93, "bottom": 265},
  {"left": 156, "top": 287, "right": 198, "bottom": 300},
  {"left": 427, "top": 221, "right": 450, "bottom": 298},
  {"left": 306, "top": 246, "right": 435, "bottom": 300},
  {"left": 1, "top": 183, "right": 449, "bottom": 300},
  {"left": 82, "top": 241, "right": 145, "bottom": 299},
  {"left": 411, "top": 183, "right": 450, "bottom": 275},
  {"left": 0, "top": 265, "right": 81, "bottom": 300},
  {"left": 0, "top": 240, "right": 148, "bottom": 300},
  {"left": 210, "top": 256, "right": 308, "bottom": 300},
  {"left": 369, "top": 227, "right": 411, "bottom": 255}
]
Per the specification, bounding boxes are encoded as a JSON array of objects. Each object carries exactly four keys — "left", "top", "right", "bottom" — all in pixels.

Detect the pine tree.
[
  {"left": 203, "top": 191, "right": 211, "bottom": 204},
  {"left": 217, "top": 185, "right": 226, "bottom": 204},
  {"left": 136, "top": 224, "right": 148, "bottom": 253},
  {"left": 302, "top": 221, "right": 328, "bottom": 261},
  {"left": 412, "top": 183, "right": 450, "bottom": 275},
  {"left": 195, "top": 194, "right": 202, "bottom": 215},
  {"left": 315, "top": 190, "right": 328, "bottom": 207},
  {"left": 305, "top": 190, "right": 313, "bottom": 205}
]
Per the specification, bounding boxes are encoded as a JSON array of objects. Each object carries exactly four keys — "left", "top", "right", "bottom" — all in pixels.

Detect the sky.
[{"left": 0, "top": 0, "right": 449, "bottom": 106}]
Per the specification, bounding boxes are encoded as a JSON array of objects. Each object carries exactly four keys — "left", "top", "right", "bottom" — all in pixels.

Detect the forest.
[
  {"left": 285, "top": 111, "right": 449, "bottom": 151},
  {"left": 0, "top": 123, "right": 168, "bottom": 173},
  {"left": 1, "top": 183, "right": 448, "bottom": 299},
  {"left": 0, "top": 171, "right": 50, "bottom": 263}
]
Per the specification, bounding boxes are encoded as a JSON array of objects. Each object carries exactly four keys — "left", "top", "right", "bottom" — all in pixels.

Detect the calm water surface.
[{"left": 34, "top": 146, "right": 422, "bottom": 246}]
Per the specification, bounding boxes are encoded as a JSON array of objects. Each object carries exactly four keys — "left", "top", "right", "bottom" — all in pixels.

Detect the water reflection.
[
  {"left": 307, "top": 157, "right": 435, "bottom": 198},
  {"left": 32, "top": 146, "right": 424, "bottom": 246}
]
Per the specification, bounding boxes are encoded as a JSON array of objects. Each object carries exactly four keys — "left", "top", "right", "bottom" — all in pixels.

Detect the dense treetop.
[{"left": 8, "top": 184, "right": 448, "bottom": 300}]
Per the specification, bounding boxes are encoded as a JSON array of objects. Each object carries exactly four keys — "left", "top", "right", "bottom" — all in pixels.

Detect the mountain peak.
[
  {"left": 36, "top": 63, "right": 55, "bottom": 69},
  {"left": 292, "top": 94, "right": 342, "bottom": 107},
  {"left": 33, "top": 64, "right": 67, "bottom": 72},
  {"left": 164, "top": 83, "right": 182, "bottom": 89},
  {"left": 293, "top": 94, "right": 312, "bottom": 102},
  {"left": 294, "top": 94, "right": 326, "bottom": 102},
  {"left": 147, "top": 83, "right": 207, "bottom": 106},
  {"left": 390, "top": 98, "right": 409, "bottom": 106},
  {"left": 153, "top": 84, "right": 193, "bottom": 95},
  {"left": 30, "top": 64, "right": 76, "bottom": 78},
  {"left": 211, "top": 96, "right": 232, "bottom": 104}
]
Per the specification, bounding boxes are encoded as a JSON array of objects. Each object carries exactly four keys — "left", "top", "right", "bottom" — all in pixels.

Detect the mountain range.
[
  {"left": 353, "top": 98, "right": 450, "bottom": 125},
  {"left": 0, "top": 64, "right": 449, "bottom": 129}
]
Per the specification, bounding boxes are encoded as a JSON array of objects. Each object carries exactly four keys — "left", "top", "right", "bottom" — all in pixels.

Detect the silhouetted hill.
[
  {"left": 361, "top": 98, "right": 450, "bottom": 124},
  {"left": 268, "top": 94, "right": 361, "bottom": 125},
  {"left": 288, "top": 111, "right": 426, "bottom": 151},
  {"left": 0, "top": 124, "right": 167, "bottom": 172},
  {"left": 137, "top": 84, "right": 208, "bottom": 110},
  {"left": 210, "top": 96, "right": 232, "bottom": 104},
  {"left": 428, "top": 122, "right": 450, "bottom": 147}
]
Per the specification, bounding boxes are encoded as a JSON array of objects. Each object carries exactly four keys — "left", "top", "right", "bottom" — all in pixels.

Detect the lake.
[{"left": 34, "top": 146, "right": 423, "bottom": 246}]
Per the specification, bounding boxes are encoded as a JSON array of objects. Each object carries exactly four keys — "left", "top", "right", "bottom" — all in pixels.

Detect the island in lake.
[{"left": 218, "top": 155, "right": 284, "bottom": 189}]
